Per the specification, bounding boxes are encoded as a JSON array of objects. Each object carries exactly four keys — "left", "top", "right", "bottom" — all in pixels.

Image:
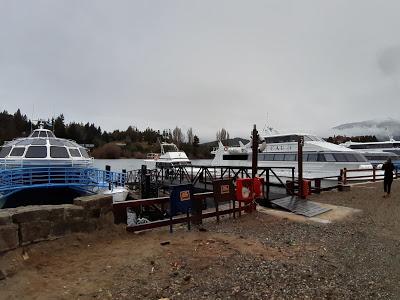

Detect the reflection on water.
[{"left": 92, "top": 159, "right": 212, "bottom": 172}]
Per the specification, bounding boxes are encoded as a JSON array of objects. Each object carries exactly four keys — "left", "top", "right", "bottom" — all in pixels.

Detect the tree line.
[
  {"left": 0, "top": 109, "right": 213, "bottom": 159},
  {"left": 326, "top": 135, "right": 378, "bottom": 144}
]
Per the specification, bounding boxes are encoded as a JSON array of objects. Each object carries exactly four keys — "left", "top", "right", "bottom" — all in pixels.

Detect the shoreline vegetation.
[
  {"left": 0, "top": 109, "right": 228, "bottom": 159},
  {"left": 1, "top": 109, "right": 380, "bottom": 159}
]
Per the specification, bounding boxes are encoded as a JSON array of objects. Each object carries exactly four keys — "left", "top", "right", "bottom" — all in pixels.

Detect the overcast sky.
[{"left": 1, "top": 0, "right": 400, "bottom": 141}]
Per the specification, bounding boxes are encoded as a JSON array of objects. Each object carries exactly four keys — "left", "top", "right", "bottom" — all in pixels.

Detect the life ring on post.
[{"left": 235, "top": 178, "right": 254, "bottom": 202}]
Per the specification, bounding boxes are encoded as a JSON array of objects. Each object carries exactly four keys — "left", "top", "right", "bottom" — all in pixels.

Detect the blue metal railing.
[{"left": 0, "top": 166, "right": 126, "bottom": 200}]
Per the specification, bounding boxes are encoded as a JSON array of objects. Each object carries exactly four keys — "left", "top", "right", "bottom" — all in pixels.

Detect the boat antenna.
[{"left": 31, "top": 104, "right": 35, "bottom": 133}]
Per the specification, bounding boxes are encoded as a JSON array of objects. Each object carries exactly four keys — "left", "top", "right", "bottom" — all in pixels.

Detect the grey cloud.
[{"left": 1, "top": 0, "right": 400, "bottom": 141}]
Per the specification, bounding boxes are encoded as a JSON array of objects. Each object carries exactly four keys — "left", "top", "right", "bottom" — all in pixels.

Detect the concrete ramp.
[{"left": 270, "top": 196, "right": 332, "bottom": 217}]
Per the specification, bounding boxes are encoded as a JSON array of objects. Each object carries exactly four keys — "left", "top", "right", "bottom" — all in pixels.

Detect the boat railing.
[
  {"left": 0, "top": 159, "right": 93, "bottom": 170},
  {"left": 126, "top": 164, "right": 296, "bottom": 197},
  {"left": 0, "top": 166, "right": 127, "bottom": 198}
]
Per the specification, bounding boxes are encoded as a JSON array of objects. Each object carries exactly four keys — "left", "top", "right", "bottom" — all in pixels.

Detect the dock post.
[
  {"left": 298, "top": 136, "right": 304, "bottom": 198},
  {"left": 372, "top": 166, "right": 376, "bottom": 182},
  {"left": 106, "top": 165, "right": 111, "bottom": 190},
  {"left": 251, "top": 124, "right": 259, "bottom": 178},
  {"left": 315, "top": 178, "right": 321, "bottom": 194}
]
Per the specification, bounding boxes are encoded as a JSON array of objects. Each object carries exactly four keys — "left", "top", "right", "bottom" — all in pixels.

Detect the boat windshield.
[
  {"left": 162, "top": 144, "right": 179, "bottom": 152},
  {"left": 304, "top": 135, "right": 324, "bottom": 142},
  {"left": 265, "top": 135, "right": 324, "bottom": 143}
]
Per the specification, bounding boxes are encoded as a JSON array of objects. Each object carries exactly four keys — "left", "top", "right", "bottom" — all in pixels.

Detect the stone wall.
[{"left": 0, "top": 194, "right": 113, "bottom": 253}]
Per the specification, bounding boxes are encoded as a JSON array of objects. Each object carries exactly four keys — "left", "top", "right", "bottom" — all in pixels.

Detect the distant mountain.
[{"left": 332, "top": 118, "right": 400, "bottom": 140}]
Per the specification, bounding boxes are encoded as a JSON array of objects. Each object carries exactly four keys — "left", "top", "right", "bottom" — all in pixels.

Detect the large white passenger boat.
[
  {"left": 0, "top": 127, "right": 92, "bottom": 168},
  {"left": 341, "top": 138, "right": 400, "bottom": 170},
  {"left": 211, "top": 132, "right": 374, "bottom": 180},
  {"left": 341, "top": 138, "right": 400, "bottom": 155},
  {"left": 0, "top": 124, "right": 128, "bottom": 207}
]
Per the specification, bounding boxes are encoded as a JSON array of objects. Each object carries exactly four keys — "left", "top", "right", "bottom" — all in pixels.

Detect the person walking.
[{"left": 382, "top": 158, "right": 395, "bottom": 198}]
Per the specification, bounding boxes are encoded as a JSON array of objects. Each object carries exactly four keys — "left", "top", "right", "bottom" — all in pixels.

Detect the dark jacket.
[{"left": 382, "top": 162, "right": 395, "bottom": 180}]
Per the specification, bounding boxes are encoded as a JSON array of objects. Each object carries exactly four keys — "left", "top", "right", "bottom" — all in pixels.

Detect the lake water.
[{"left": 92, "top": 158, "right": 212, "bottom": 172}]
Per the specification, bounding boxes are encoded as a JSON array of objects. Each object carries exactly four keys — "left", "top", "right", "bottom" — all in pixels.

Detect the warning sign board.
[
  {"left": 180, "top": 190, "right": 191, "bottom": 201},
  {"left": 220, "top": 184, "right": 230, "bottom": 194}
]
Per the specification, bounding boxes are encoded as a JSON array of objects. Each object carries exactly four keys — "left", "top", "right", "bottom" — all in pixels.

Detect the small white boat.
[{"left": 144, "top": 142, "right": 191, "bottom": 169}]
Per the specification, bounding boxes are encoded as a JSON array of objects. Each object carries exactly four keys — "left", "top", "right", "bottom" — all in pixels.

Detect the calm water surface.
[{"left": 92, "top": 158, "right": 212, "bottom": 172}]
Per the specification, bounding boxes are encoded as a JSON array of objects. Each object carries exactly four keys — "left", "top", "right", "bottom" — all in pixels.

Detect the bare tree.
[
  {"left": 187, "top": 127, "right": 194, "bottom": 145},
  {"left": 216, "top": 128, "right": 229, "bottom": 141},
  {"left": 172, "top": 126, "right": 185, "bottom": 146}
]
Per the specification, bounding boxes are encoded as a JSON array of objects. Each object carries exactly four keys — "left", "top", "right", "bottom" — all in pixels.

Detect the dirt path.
[{"left": 1, "top": 180, "right": 400, "bottom": 299}]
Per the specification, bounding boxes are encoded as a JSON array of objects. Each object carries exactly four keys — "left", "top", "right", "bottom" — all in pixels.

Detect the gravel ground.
[{"left": 0, "top": 179, "right": 399, "bottom": 299}]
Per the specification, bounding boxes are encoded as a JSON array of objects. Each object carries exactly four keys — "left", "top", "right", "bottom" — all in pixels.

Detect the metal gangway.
[
  {"left": 0, "top": 166, "right": 126, "bottom": 207},
  {"left": 126, "top": 164, "right": 296, "bottom": 201}
]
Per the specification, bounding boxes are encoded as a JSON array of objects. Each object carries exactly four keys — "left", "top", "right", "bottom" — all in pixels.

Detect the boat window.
[
  {"left": 47, "top": 132, "right": 55, "bottom": 138},
  {"left": 16, "top": 139, "right": 34, "bottom": 146},
  {"left": 304, "top": 136, "right": 313, "bottom": 141},
  {"left": 365, "top": 155, "right": 390, "bottom": 160},
  {"left": 273, "top": 154, "right": 284, "bottom": 161},
  {"left": 25, "top": 146, "right": 47, "bottom": 158},
  {"left": 50, "top": 146, "right": 69, "bottom": 158},
  {"left": 265, "top": 135, "right": 298, "bottom": 144},
  {"left": 32, "top": 139, "right": 47, "bottom": 145},
  {"left": 284, "top": 154, "right": 296, "bottom": 161},
  {"left": 323, "top": 153, "right": 336, "bottom": 162},
  {"left": 69, "top": 148, "right": 81, "bottom": 157},
  {"left": 388, "top": 150, "right": 400, "bottom": 155},
  {"left": 31, "top": 131, "right": 39, "bottom": 138},
  {"left": 259, "top": 153, "right": 274, "bottom": 161},
  {"left": 10, "top": 147, "right": 25, "bottom": 157},
  {"left": 307, "top": 153, "right": 318, "bottom": 162},
  {"left": 50, "top": 139, "right": 65, "bottom": 146},
  {"left": 353, "top": 153, "right": 368, "bottom": 162},
  {"left": 342, "top": 153, "right": 363, "bottom": 162},
  {"left": 64, "top": 140, "right": 77, "bottom": 147},
  {"left": 0, "top": 146, "right": 11, "bottom": 158},
  {"left": 333, "top": 153, "right": 347, "bottom": 162},
  {"left": 79, "top": 148, "right": 90, "bottom": 158},
  {"left": 223, "top": 154, "right": 248, "bottom": 160},
  {"left": 317, "top": 153, "right": 326, "bottom": 162},
  {"left": 39, "top": 131, "right": 47, "bottom": 138},
  {"left": 304, "top": 135, "right": 323, "bottom": 142},
  {"left": 163, "top": 144, "right": 179, "bottom": 152}
]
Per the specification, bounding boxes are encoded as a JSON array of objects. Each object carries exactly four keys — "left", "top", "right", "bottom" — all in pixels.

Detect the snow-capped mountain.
[{"left": 332, "top": 118, "right": 400, "bottom": 140}]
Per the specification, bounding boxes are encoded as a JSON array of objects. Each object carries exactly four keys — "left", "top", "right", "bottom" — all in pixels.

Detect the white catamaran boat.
[
  {"left": 144, "top": 142, "right": 191, "bottom": 169},
  {"left": 0, "top": 123, "right": 128, "bottom": 206},
  {"left": 211, "top": 132, "right": 375, "bottom": 181}
]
